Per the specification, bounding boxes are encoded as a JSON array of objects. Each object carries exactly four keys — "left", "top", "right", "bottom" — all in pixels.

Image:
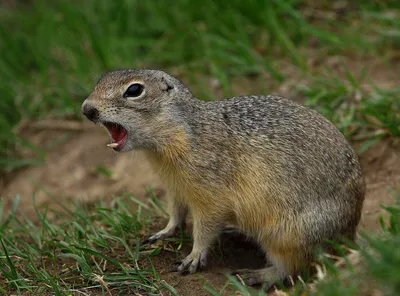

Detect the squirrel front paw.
[{"left": 177, "top": 249, "right": 208, "bottom": 274}]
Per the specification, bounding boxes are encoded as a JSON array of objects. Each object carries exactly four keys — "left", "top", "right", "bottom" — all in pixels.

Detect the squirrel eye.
[{"left": 123, "top": 83, "right": 144, "bottom": 98}]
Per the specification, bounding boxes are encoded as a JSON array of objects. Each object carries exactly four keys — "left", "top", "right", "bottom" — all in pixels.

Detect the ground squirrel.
[{"left": 82, "top": 69, "right": 365, "bottom": 288}]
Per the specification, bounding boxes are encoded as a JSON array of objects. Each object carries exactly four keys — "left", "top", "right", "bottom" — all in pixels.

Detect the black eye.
[{"left": 123, "top": 83, "right": 144, "bottom": 98}]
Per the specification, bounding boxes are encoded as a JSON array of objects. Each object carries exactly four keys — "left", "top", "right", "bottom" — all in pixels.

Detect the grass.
[
  {"left": 1, "top": 192, "right": 400, "bottom": 295},
  {"left": 0, "top": 0, "right": 399, "bottom": 172},
  {"left": 0, "top": 193, "right": 180, "bottom": 295},
  {"left": 297, "top": 69, "right": 400, "bottom": 152}
]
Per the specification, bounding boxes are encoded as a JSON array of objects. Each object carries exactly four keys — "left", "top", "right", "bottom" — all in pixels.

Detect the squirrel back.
[
  {"left": 147, "top": 93, "right": 364, "bottom": 241},
  {"left": 82, "top": 69, "right": 365, "bottom": 283}
]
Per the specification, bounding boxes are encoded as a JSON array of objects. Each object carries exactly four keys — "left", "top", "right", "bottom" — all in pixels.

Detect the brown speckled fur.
[{"left": 82, "top": 69, "right": 365, "bottom": 288}]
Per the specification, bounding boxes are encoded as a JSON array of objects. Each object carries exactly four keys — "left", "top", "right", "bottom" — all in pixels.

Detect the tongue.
[{"left": 109, "top": 124, "right": 127, "bottom": 143}]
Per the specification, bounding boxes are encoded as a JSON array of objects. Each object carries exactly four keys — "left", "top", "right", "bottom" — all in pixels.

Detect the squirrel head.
[{"left": 82, "top": 69, "right": 194, "bottom": 152}]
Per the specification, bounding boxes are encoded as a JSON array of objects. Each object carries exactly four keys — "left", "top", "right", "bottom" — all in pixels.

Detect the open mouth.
[{"left": 102, "top": 122, "right": 128, "bottom": 151}]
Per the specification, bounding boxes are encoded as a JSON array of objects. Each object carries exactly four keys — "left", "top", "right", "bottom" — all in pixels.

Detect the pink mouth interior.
[{"left": 104, "top": 122, "right": 127, "bottom": 146}]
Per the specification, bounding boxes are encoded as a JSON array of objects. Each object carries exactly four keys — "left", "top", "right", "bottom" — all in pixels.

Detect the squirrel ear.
[{"left": 160, "top": 76, "right": 174, "bottom": 92}]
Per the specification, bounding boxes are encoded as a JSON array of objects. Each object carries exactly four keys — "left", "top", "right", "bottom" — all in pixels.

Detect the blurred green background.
[
  {"left": 1, "top": 0, "right": 399, "bottom": 173},
  {"left": 0, "top": 1, "right": 400, "bottom": 295}
]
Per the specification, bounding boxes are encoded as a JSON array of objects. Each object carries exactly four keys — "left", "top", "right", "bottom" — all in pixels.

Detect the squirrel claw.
[
  {"left": 231, "top": 269, "right": 260, "bottom": 286},
  {"left": 141, "top": 239, "right": 150, "bottom": 245},
  {"left": 143, "top": 225, "right": 180, "bottom": 246},
  {"left": 231, "top": 267, "right": 279, "bottom": 289},
  {"left": 177, "top": 250, "right": 208, "bottom": 275},
  {"left": 179, "top": 269, "right": 190, "bottom": 276},
  {"left": 168, "top": 267, "right": 179, "bottom": 273},
  {"left": 141, "top": 237, "right": 157, "bottom": 246},
  {"left": 141, "top": 231, "right": 169, "bottom": 246}
]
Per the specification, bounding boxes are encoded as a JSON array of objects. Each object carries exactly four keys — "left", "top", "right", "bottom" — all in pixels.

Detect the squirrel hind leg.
[
  {"left": 233, "top": 247, "right": 309, "bottom": 289},
  {"left": 231, "top": 266, "right": 285, "bottom": 290}
]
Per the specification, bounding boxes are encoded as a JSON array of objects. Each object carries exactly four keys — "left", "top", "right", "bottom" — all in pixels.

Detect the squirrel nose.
[{"left": 82, "top": 103, "right": 99, "bottom": 122}]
